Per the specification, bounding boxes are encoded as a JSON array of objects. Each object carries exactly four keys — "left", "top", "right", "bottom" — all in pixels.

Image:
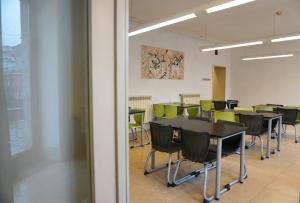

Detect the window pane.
[{"left": 0, "top": 0, "right": 91, "bottom": 202}]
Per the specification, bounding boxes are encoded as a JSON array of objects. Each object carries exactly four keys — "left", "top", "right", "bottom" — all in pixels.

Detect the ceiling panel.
[{"left": 130, "top": 0, "right": 300, "bottom": 43}]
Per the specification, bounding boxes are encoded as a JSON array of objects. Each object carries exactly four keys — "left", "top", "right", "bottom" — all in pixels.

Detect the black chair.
[
  {"left": 188, "top": 116, "right": 210, "bottom": 122},
  {"left": 213, "top": 101, "right": 227, "bottom": 110},
  {"left": 239, "top": 114, "right": 268, "bottom": 160},
  {"left": 256, "top": 110, "right": 278, "bottom": 139},
  {"left": 173, "top": 129, "right": 216, "bottom": 202},
  {"left": 144, "top": 123, "right": 181, "bottom": 186},
  {"left": 277, "top": 108, "right": 299, "bottom": 143},
  {"left": 227, "top": 100, "right": 239, "bottom": 109}
]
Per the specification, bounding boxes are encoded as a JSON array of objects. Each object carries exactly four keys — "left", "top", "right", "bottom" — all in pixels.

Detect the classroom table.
[
  {"left": 151, "top": 117, "right": 247, "bottom": 201},
  {"left": 235, "top": 111, "right": 283, "bottom": 158}
]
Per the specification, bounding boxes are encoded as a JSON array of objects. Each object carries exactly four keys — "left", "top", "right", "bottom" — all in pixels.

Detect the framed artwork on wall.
[{"left": 142, "top": 45, "right": 184, "bottom": 80}]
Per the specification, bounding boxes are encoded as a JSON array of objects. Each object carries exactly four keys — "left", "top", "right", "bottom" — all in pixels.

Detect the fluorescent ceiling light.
[
  {"left": 242, "top": 54, "right": 294, "bottom": 61},
  {"left": 202, "top": 41, "right": 263, "bottom": 52},
  {"left": 128, "top": 13, "right": 197, "bottom": 37},
  {"left": 206, "top": 0, "right": 256, "bottom": 13},
  {"left": 271, "top": 35, "right": 300, "bottom": 43}
]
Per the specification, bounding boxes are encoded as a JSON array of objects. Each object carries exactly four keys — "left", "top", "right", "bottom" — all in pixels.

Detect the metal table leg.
[
  {"left": 240, "top": 131, "right": 246, "bottom": 182},
  {"left": 278, "top": 116, "right": 282, "bottom": 151},
  {"left": 267, "top": 119, "right": 272, "bottom": 158},
  {"left": 215, "top": 138, "right": 223, "bottom": 200},
  {"left": 140, "top": 112, "right": 144, "bottom": 146}
]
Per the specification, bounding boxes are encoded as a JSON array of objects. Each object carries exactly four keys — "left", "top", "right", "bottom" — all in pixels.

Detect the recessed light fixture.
[
  {"left": 128, "top": 13, "right": 197, "bottom": 37},
  {"left": 202, "top": 41, "right": 263, "bottom": 52},
  {"left": 271, "top": 35, "right": 300, "bottom": 43},
  {"left": 242, "top": 54, "right": 294, "bottom": 61},
  {"left": 206, "top": 0, "right": 256, "bottom": 13}
]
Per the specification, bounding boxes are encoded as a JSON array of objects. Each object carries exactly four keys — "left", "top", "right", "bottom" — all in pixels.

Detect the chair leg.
[
  {"left": 246, "top": 136, "right": 256, "bottom": 149},
  {"left": 144, "top": 149, "right": 155, "bottom": 175},
  {"left": 167, "top": 154, "right": 173, "bottom": 186},
  {"left": 203, "top": 164, "right": 215, "bottom": 203},
  {"left": 294, "top": 125, "right": 298, "bottom": 143},
  {"left": 258, "top": 136, "right": 265, "bottom": 160}
]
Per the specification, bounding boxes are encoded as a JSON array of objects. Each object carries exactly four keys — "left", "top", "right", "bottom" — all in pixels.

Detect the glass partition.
[{"left": 0, "top": 0, "right": 92, "bottom": 202}]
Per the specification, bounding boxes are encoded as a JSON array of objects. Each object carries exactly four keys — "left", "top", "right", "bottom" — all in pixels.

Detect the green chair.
[
  {"left": 153, "top": 104, "right": 165, "bottom": 119},
  {"left": 200, "top": 100, "right": 213, "bottom": 112},
  {"left": 213, "top": 111, "right": 236, "bottom": 123},
  {"left": 129, "top": 110, "right": 150, "bottom": 148},
  {"left": 255, "top": 105, "right": 274, "bottom": 112},
  {"left": 187, "top": 107, "right": 199, "bottom": 117},
  {"left": 165, "top": 105, "right": 178, "bottom": 119}
]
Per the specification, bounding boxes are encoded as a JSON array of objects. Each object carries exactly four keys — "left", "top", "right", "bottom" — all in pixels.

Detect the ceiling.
[{"left": 130, "top": 0, "right": 300, "bottom": 43}]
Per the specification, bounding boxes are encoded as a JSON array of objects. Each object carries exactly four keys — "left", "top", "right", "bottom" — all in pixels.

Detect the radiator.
[
  {"left": 179, "top": 94, "right": 200, "bottom": 104},
  {"left": 129, "top": 96, "right": 152, "bottom": 123}
]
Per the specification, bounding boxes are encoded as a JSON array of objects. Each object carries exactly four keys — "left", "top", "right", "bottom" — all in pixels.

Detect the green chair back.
[
  {"left": 187, "top": 107, "right": 199, "bottom": 117},
  {"left": 234, "top": 107, "right": 254, "bottom": 112},
  {"left": 213, "top": 111, "right": 236, "bottom": 123},
  {"left": 133, "top": 114, "right": 143, "bottom": 126},
  {"left": 153, "top": 104, "right": 165, "bottom": 119},
  {"left": 255, "top": 105, "right": 274, "bottom": 112},
  {"left": 165, "top": 105, "right": 177, "bottom": 119},
  {"left": 200, "top": 100, "right": 213, "bottom": 112}
]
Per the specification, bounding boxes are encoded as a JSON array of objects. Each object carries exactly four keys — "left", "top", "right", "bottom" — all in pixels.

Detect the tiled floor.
[{"left": 130, "top": 126, "right": 300, "bottom": 203}]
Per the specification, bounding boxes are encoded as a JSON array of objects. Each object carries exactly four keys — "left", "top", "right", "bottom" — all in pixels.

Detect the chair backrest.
[
  {"left": 149, "top": 122, "right": 174, "bottom": 151},
  {"left": 165, "top": 105, "right": 177, "bottom": 119},
  {"left": 256, "top": 110, "right": 278, "bottom": 129},
  {"left": 133, "top": 114, "right": 143, "bottom": 125},
  {"left": 234, "top": 107, "right": 254, "bottom": 112},
  {"left": 188, "top": 116, "right": 210, "bottom": 122},
  {"left": 287, "top": 106, "right": 300, "bottom": 121},
  {"left": 277, "top": 108, "right": 298, "bottom": 124},
  {"left": 153, "top": 104, "right": 165, "bottom": 119},
  {"left": 255, "top": 105, "right": 274, "bottom": 112},
  {"left": 187, "top": 107, "right": 199, "bottom": 117},
  {"left": 217, "top": 120, "right": 244, "bottom": 151},
  {"left": 239, "top": 114, "right": 264, "bottom": 136},
  {"left": 227, "top": 100, "right": 239, "bottom": 109},
  {"left": 213, "top": 111, "right": 236, "bottom": 123},
  {"left": 181, "top": 129, "right": 210, "bottom": 163},
  {"left": 213, "top": 101, "right": 227, "bottom": 110},
  {"left": 200, "top": 100, "right": 213, "bottom": 112}
]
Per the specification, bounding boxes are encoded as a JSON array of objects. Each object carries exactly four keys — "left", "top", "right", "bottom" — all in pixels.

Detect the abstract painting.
[{"left": 142, "top": 45, "right": 184, "bottom": 80}]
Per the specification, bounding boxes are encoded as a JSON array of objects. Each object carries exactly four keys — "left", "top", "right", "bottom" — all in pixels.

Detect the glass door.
[{"left": 0, "top": 0, "right": 92, "bottom": 202}]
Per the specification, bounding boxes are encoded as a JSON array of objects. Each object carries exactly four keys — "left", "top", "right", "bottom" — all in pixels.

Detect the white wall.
[
  {"left": 129, "top": 29, "right": 232, "bottom": 103},
  {"left": 230, "top": 41, "right": 300, "bottom": 106}
]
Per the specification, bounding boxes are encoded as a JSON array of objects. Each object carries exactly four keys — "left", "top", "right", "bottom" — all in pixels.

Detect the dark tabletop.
[
  {"left": 256, "top": 105, "right": 300, "bottom": 111},
  {"left": 151, "top": 117, "right": 247, "bottom": 139},
  {"left": 129, "top": 109, "right": 145, "bottom": 115},
  {"left": 164, "top": 103, "right": 200, "bottom": 108},
  {"left": 235, "top": 111, "right": 282, "bottom": 119}
]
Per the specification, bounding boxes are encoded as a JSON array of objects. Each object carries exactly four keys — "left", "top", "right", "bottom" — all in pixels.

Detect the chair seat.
[
  {"left": 154, "top": 143, "right": 181, "bottom": 154},
  {"left": 129, "top": 123, "right": 142, "bottom": 129}
]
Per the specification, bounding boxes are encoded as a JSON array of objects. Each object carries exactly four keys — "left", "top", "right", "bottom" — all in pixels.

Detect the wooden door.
[{"left": 212, "top": 66, "right": 226, "bottom": 100}]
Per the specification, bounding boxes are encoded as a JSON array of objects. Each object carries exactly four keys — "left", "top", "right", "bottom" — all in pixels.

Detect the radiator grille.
[{"left": 179, "top": 94, "right": 200, "bottom": 104}]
